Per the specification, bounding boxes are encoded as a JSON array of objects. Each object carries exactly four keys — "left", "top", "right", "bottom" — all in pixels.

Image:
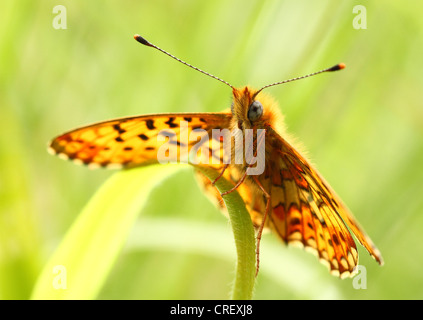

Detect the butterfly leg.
[
  {"left": 252, "top": 175, "right": 271, "bottom": 277},
  {"left": 211, "top": 163, "right": 230, "bottom": 186},
  {"left": 220, "top": 170, "right": 248, "bottom": 196}
]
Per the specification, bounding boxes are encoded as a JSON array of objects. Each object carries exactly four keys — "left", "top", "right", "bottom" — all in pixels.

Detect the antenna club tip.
[
  {"left": 328, "top": 63, "right": 346, "bottom": 72},
  {"left": 134, "top": 34, "right": 152, "bottom": 46}
]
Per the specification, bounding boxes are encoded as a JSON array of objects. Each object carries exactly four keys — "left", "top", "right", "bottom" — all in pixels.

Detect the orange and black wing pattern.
[
  {"left": 196, "top": 125, "right": 383, "bottom": 278},
  {"left": 49, "top": 113, "right": 232, "bottom": 170},
  {"left": 263, "top": 127, "right": 383, "bottom": 277}
]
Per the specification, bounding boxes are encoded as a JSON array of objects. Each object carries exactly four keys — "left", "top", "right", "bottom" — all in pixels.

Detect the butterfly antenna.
[
  {"left": 134, "top": 34, "right": 234, "bottom": 89},
  {"left": 253, "top": 63, "right": 346, "bottom": 98}
]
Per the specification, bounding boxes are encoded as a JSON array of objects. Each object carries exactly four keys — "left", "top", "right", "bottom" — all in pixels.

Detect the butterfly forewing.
[
  {"left": 49, "top": 113, "right": 232, "bottom": 169},
  {"left": 265, "top": 127, "right": 381, "bottom": 276}
]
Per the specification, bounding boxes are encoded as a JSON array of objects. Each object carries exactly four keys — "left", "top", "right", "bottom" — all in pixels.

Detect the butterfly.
[{"left": 48, "top": 34, "right": 383, "bottom": 278}]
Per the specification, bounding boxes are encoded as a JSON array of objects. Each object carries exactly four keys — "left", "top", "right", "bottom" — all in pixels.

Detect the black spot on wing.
[
  {"left": 165, "top": 117, "right": 178, "bottom": 128},
  {"left": 146, "top": 119, "right": 156, "bottom": 130},
  {"left": 113, "top": 124, "right": 126, "bottom": 134},
  {"left": 138, "top": 134, "right": 149, "bottom": 141}
]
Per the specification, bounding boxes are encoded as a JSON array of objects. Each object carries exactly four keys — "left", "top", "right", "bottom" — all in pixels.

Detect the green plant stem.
[{"left": 196, "top": 166, "right": 256, "bottom": 300}]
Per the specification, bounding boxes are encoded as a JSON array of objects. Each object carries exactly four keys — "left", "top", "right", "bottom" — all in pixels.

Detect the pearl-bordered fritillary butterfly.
[{"left": 48, "top": 35, "right": 383, "bottom": 278}]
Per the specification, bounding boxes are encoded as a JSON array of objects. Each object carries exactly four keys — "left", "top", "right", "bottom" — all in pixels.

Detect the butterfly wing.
[
  {"left": 49, "top": 113, "right": 232, "bottom": 169},
  {"left": 263, "top": 126, "right": 383, "bottom": 277}
]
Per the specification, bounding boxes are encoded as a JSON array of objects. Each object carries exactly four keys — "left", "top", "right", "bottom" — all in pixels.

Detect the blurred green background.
[{"left": 1, "top": 0, "right": 422, "bottom": 299}]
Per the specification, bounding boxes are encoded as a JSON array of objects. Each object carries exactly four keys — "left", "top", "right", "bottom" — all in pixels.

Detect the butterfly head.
[{"left": 231, "top": 86, "right": 284, "bottom": 132}]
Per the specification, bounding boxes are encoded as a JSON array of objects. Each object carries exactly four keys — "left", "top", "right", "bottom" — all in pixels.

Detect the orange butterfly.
[{"left": 49, "top": 35, "right": 383, "bottom": 278}]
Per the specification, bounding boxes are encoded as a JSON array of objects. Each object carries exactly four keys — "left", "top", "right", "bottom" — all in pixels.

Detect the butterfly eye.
[{"left": 248, "top": 100, "right": 263, "bottom": 122}]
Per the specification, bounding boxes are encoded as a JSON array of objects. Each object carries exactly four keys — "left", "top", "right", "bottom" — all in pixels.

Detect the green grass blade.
[
  {"left": 31, "top": 162, "right": 255, "bottom": 299},
  {"left": 31, "top": 164, "right": 183, "bottom": 300}
]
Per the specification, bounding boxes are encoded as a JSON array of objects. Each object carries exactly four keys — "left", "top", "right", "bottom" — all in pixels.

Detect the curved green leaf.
[
  {"left": 31, "top": 164, "right": 183, "bottom": 299},
  {"left": 31, "top": 163, "right": 256, "bottom": 300}
]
